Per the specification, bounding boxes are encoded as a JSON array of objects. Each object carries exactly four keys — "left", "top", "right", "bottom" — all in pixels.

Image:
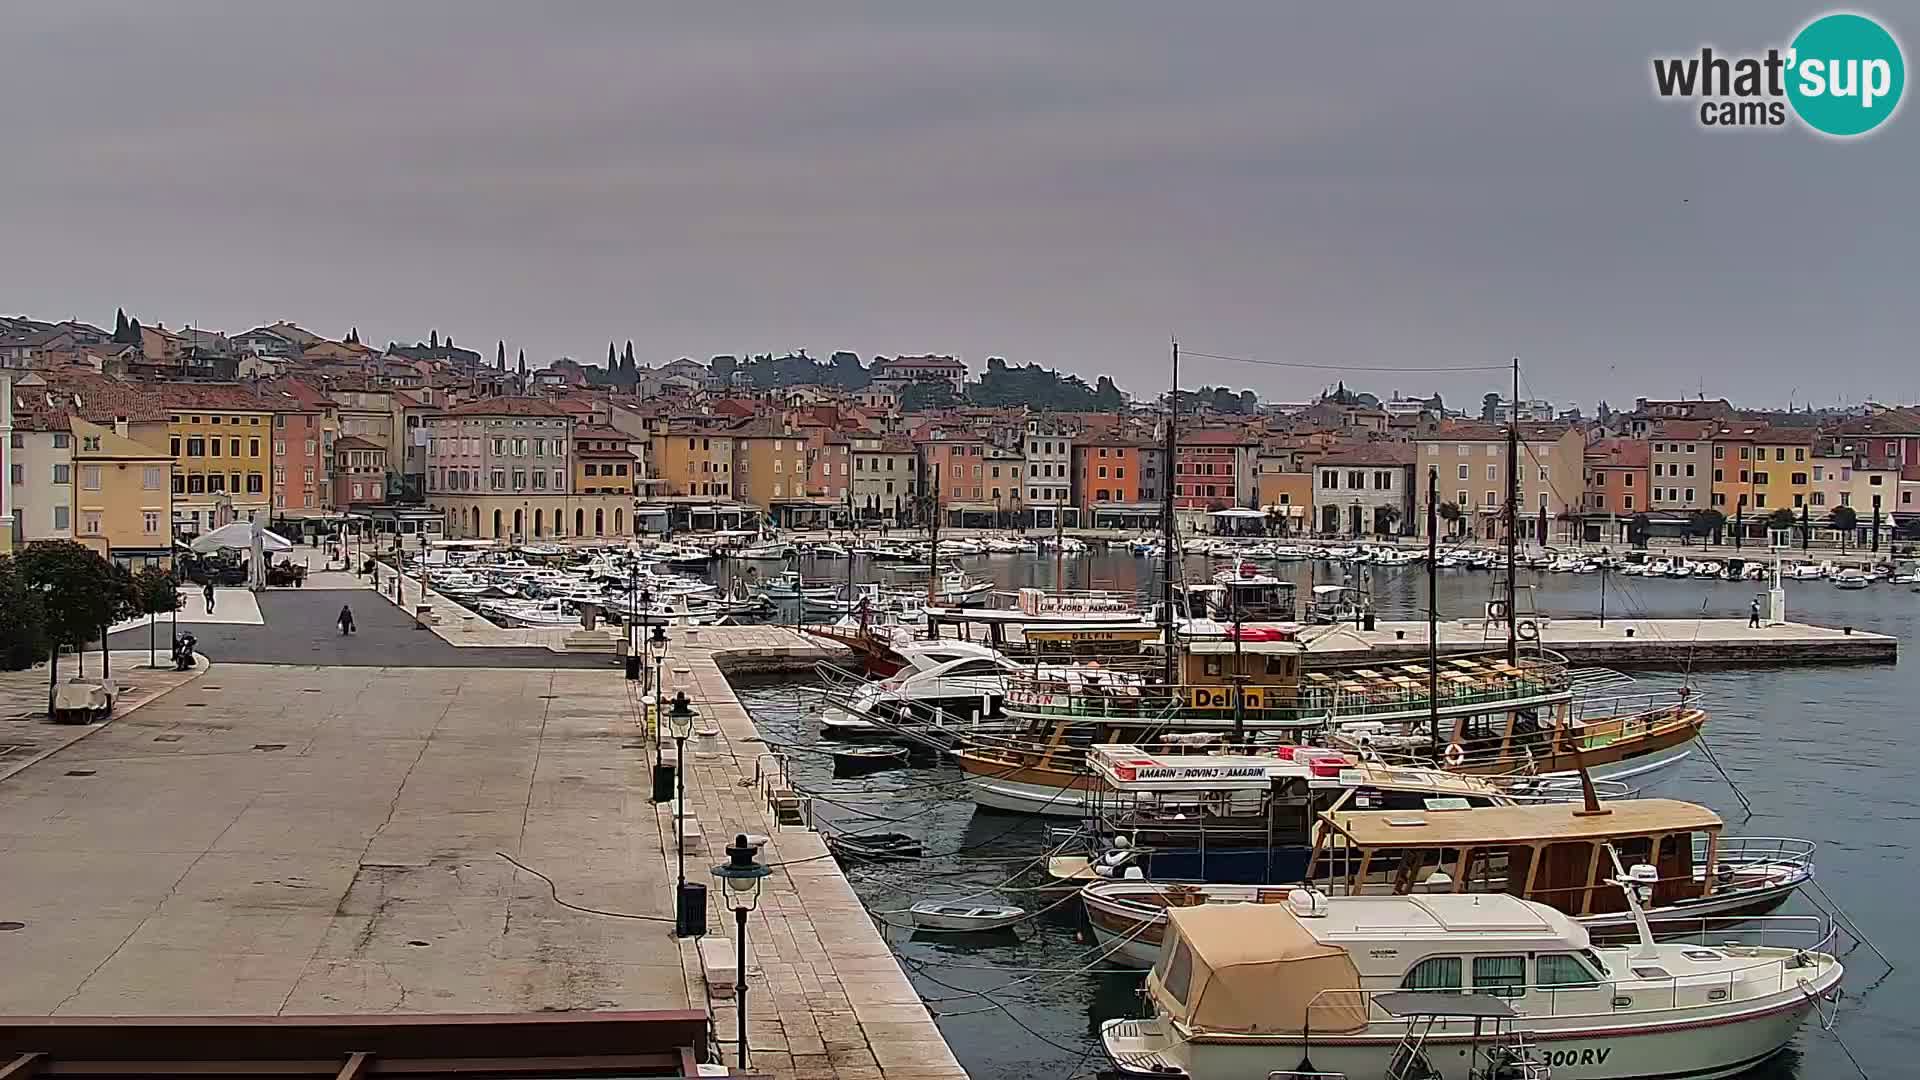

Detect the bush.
[{"left": 0, "top": 555, "right": 46, "bottom": 671}]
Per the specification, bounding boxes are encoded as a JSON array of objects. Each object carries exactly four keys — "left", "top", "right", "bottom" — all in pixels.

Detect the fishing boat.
[
  {"left": 1084, "top": 798, "right": 1814, "bottom": 969},
  {"left": 758, "top": 569, "right": 837, "bottom": 601},
  {"left": 825, "top": 831, "right": 923, "bottom": 862},
  {"left": 1101, "top": 888, "right": 1843, "bottom": 1080},
  {"left": 738, "top": 539, "right": 794, "bottom": 560},
  {"left": 812, "top": 542, "right": 852, "bottom": 559},
  {"left": 907, "top": 901, "right": 1026, "bottom": 931},
  {"left": 1307, "top": 584, "right": 1368, "bottom": 625}
]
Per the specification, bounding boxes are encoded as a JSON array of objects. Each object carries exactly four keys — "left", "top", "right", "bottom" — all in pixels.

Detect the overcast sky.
[{"left": 2, "top": 2, "right": 1913, "bottom": 409}]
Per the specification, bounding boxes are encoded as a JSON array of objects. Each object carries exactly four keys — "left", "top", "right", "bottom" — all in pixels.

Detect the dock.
[
  {"left": 1300, "top": 617, "right": 1897, "bottom": 667},
  {"left": 5, "top": 591, "right": 960, "bottom": 1080}
]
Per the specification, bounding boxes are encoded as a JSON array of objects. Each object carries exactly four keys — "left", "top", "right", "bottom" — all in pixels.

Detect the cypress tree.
[
  {"left": 497, "top": 340, "right": 506, "bottom": 369},
  {"left": 429, "top": 329, "right": 438, "bottom": 349},
  {"left": 113, "top": 308, "right": 129, "bottom": 340},
  {"left": 608, "top": 342, "right": 617, "bottom": 369}
]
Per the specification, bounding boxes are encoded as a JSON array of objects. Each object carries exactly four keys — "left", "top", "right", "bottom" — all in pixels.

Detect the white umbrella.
[{"left": 190, "top": 520, "right": 294, "bottom": 554}]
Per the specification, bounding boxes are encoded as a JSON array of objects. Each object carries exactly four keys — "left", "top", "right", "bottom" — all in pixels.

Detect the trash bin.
[
  {"left": 676, "top": 881, "right": 708, "bottom": 938},
  {"left": 652, "top": 761, "right": 676, "bottom": 803},
  {"left": 625, "top": 654, "right": 643, "bottom": 681}
]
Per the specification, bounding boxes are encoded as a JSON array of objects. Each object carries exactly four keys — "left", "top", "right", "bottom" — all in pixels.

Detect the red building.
[{"left": 1173, "top": 428, "right": 1258, "bottom": 510}]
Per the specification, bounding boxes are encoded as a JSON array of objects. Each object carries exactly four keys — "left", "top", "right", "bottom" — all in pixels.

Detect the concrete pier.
[{"left": 1301, "top": 617, "right": 1897, "bottom": 667}]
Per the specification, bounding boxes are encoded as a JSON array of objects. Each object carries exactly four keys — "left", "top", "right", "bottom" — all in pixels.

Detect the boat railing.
[
  {"left": 1288, "top": 918, "right": 1838, "bottom": 1033},
  {"left": 1700, "top": 835, "right": 1818, "bottom": 875},
  {"left": 1567, "top": 689, "right": 1703, "bottom": 732},
  {"left": 1003, "top": 676, "right": 1332, "bottom": 726},
  {"left": 814, "top": 658, "right": 877, "bottom": 698}
]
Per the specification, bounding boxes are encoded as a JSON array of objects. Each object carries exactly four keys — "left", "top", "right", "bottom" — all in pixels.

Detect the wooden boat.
[
  {"left": 825, "top": 831, "right": 923, "bottom": 862},
  {"left": 1084, "top": 798, "right": 1815, "bottom": 969},
  {"left": 907, "top": 901, "right": 1026, "bottom": 931}
]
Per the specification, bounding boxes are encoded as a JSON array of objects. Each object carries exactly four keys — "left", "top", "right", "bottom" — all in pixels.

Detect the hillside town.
[{"left": 5, "top": 309, "right": 1920, "bottom": 563}]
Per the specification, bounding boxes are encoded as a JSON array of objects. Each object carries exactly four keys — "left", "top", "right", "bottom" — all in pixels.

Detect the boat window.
[
  {"left": 1536, "top": 953, "right": 1600, "bottom": 988},
  {"left": 1399, "top": 956, "right": 1462, "bottom": 994},
  {"left": 944, "top": 660, "right": 1005, "bottom": 677},
  {"left": 1472, "top": 955, "right": 1527, "bottom": 998},
  {"left": 1161, "top": 942, "right": 1195, "bottom": 1005},
  {"left": 1629, "top": 966, "right": 1671, "bottom": 980}
]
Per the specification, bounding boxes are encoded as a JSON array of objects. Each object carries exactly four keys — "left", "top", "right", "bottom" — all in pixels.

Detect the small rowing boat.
[
  {"left": 907, "top": 901, "right": 1026, "bottom": 931},
  {"left": 825, "top": 831, "right": 923, "bottom": 862}
]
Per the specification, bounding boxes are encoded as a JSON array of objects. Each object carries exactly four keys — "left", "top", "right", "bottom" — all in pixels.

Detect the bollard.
[{"left": 1625, "top": 627, "right": 1635, "bottom": 638}]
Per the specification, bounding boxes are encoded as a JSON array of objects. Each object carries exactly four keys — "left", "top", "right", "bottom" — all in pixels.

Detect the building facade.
[
  {"left": 160, "top": 387, "right": 273, "bottom": 535},
  {"left": 849, "top": 434, "right": 916, "bottom": 520},
  {"left": 1313, "top": 445, "right": 1415, "bottom": 536},
  {"left": 69, "top": 417, "right": 174, "bottom": 566},
  {"left": 1415, "top": 424, "right": 1585, "bottom": 543},
  {"left": 425, "top": 398, "right": 628, "bottom": 540},
  {"left": 1648, "top": 420, "right": 1712, "bottom": 514},
  {"left": 1023, "top": 418, "right": 1076, "bottom": 527}
]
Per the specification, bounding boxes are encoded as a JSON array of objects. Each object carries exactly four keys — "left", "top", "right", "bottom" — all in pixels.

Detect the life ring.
[
  {"left": 1517, "top": 619, "right": 1540, "bottom": 641},
  {"left": 1486, "top": 600, "right": 1510, "bottom": 620},
  {"left": 1444, "top": 743, "right": 1466, "bottom": 768}
]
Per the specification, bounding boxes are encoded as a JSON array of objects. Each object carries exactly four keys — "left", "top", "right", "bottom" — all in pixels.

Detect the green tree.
[
  {"left": 1687, "top": 508, "right": 1725, "bottom": 547},
  {"left": 1765, "top": 508, "right": 1796, "bottom": 539},
  {"left": 1438, "top": 501, "right": 1463, "bottom": 538},
  {"left": 899, "top": 381, "right": 960, "bottom": 412},
  {"left": 1627, "top": 512, "right": 1652, "bottom": 548},
  {"left": 1093, "top": 376, "right": 1124, "bottom": 411},
  {"left": 0, "top": 555, "right": 47, "bottom": 671},
  {"left": 1829, "top": 505, "right": 1858, "bottom": 551},
  {"left": 113, "top": 308, "right": 129, "bottom": 341},
  {"left": 1376, "top": 504, "right": 1403, "bottom": 537},
  {"left": 131, "top": 564, "right": 183, "bottom": 669},
  {"left": 16, "top": 541, "right": 123, "bottom": 720}
]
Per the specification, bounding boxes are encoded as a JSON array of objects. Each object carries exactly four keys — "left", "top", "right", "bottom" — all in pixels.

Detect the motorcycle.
[{"left": 172, "top": 631, "right": 197, "bottom": 672}]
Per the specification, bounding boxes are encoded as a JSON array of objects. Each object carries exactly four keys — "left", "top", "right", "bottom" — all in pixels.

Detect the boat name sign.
[{"left": 1188, "top": 686, "right": 1270, "bottom": 709}]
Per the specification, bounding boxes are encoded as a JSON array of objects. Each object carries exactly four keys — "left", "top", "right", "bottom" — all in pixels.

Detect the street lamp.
[
  {"left": 667, "top": 689, "right": 699, "bottom": 937},
  {"left": 710, "top": 833, "right": 771, "bottom": 1070}
]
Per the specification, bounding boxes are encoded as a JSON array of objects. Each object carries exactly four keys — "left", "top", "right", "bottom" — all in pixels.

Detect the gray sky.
[{"left": 2, "top": 2, "right": 1913, "bottom": 409}]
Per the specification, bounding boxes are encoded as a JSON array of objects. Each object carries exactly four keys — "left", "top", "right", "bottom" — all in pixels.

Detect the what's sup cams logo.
[{"left": 1653, "top": 11, "right": 1904, "bottom": 137}]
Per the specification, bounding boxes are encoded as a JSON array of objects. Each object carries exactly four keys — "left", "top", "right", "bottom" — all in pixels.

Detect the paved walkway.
[
  {"left": 106, "top": 589, "right": 609, "bottom": 669},
  {"left": 0, "top": 663, "right": 684, "bottom": 1017},
  {"left": 0, "top": 650, "right": 204, "bottom": 783}
]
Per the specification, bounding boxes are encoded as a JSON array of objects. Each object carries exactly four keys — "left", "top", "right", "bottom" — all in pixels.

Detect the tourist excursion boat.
[
  {"left": 1083, "top": 796, "right": 1814, "bottom": 969},
  {"left": 1101, "top": 888, "right": 1843, "bottom": 1080}
]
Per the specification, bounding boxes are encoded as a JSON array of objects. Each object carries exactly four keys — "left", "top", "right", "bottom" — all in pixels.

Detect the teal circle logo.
[{"left": 1787, "top": 13, "right": 1905, "bottom": 136}]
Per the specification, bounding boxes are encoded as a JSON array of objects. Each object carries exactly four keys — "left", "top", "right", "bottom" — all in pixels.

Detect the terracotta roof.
[
  {"left": 573, "top": 424, "right": 631, "bottom": 440},
  {"left": 1709, "top": 423, "right": 1817, "bottom": 444},
  {"left": 1831, "top": 408, "right": 1920, "bottom": 437},
  {"left": 259, "top": 377, "right": 338, "bottom": 411},
  {"left": 443, "top": 396, "right": 568, "bottom": 418},
  {"left": 1651, "top": 419, "right": 1716, "bottom": 439},
  {"left": 150, "top": 382, "right": 275, "bottom": 411},
  {"left": 333, "top": 436, "right": 384, "bottom": 452},
  {"left": 1319, "top": 443, "right": 1415, "bottom": 467},
  {"left": 1584, "top": 438, "right": 1650, "bottom": 467},
  {"left": 1181, "top": 427, "right": 1258, "bottom": 446},
  {"left": 13, "top": 371, "right": 170, "bottom": 425}
]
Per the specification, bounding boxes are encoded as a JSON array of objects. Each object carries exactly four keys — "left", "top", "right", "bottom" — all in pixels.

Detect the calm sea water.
[{"left": 732, "top": 550, "right": 1914, "bottom": 1080}]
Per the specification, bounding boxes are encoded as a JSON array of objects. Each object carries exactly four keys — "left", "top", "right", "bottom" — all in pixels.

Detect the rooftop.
[{"left": 442, "top": 396, "right": 569, "bottom": 418}]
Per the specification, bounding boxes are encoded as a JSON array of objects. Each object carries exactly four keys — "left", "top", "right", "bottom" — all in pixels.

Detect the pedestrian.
[
  {"left": 203, "top": 580, "right": 216, "bottom": 614},
  {"left": 1748, "top": 598, "right": 1761, "bottom": 628},
  {"left": 338, "top": 604, "right": 356, "bottom": 635}
]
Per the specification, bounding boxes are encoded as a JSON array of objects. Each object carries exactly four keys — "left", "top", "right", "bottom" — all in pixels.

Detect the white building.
[{"left": 1024, "top": 417, "right": 1076, "bottom": 527}]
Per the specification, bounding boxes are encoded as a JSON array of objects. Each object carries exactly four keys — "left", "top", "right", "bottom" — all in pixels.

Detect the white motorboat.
[
  {"left": 820, "top": 644, "right": 1022, "bottom": 737},
  {"left": 811, "top": 542, "right": 851, "bottom": 559},
  {"left": 1037, "top": 535, "right": 1090, "bottom": 554},
  {"left": 738, "top": 540, "right": 794, "bottom": 560},
  {"left": 1832, "top": 568, "right": 1871, "bottom": 589},
  {"left": 1786, "top": 561, "right": 1830, "bottom": 580},
  {"left": 758, "top": 569, "right": 837, "bottom": 601},
  {"left": 478, "top": 598, "right": 580, "bottom": 628},
  {"left": 908, "top": 901, "right": 1026, "bottom": 931},
  {"left": 1102, "top": 888, "right": 1842, "bottom": 1080},
  {"left": 1645, "top": 557, "right": 1674, "bottom": 577}
]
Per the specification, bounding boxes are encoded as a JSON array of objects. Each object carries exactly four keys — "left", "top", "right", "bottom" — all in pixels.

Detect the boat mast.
[
  {"left": 1426, "top": 465, "right": 1440, "bottom": 756},
  {"left": 1053, "top": 481, "right": 1065, "bottom": 599},
  {"left": 1505, "top": 356, "right": 1519, "bottom": 665},
  {"left": 1160, "top": 338, "right": 1179, "bottom": 688},
  {"left": 926, "top": 461, "right": 941, "bottom": 622}
]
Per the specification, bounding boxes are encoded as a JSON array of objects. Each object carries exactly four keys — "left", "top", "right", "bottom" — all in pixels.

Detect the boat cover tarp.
[{"left": 1151, "top": 902, "right": 1367, "bottom": 1036}]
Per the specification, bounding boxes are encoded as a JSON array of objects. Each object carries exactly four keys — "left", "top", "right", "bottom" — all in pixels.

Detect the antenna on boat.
[
  {"left": 1505, "top": 357, "right": 1519, "bottom": 666},
  {"left": 1160, "top": 337, "right": 1179, "bottom": 688},
  {"left": 1426, "top": 465, "right": 1440, "bottom": 760},
  {"left": 1604, "top": 843, "right": 1661, "bottom": 960}
]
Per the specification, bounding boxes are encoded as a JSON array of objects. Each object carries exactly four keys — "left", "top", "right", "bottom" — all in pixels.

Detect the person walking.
[
  {"left": 338, "top": 604, "right": 356, "bottom": 635},
  {"left": 1748, "top": 598, "right": 1762, "bottom": 628},
  {"left": 203, "top": 580, "right": 216, "bottom": 614}
]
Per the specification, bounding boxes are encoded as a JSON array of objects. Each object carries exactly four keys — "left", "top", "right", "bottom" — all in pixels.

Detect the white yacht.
[
  {"left": 819, "top": 642, "right": 1023, "bottom": 737},
  {"left": 738, "top": 539, "right": 794, "bottom": 560},
  {"left": 1102, "top": 888, "right": 1841, "bottom": 1080}
]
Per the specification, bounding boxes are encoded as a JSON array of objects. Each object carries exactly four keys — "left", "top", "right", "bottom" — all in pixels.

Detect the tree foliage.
[
  {"left": 899, "top": 381, "right": 961, "bottom": 412},
  {"left": 0, "top": 555, "right": 46, "bottom": 671},
  {"left": 17, "top": 542, "right": 123, "bottom": 653},
  {"left": 969, "top": 357, "right": 1104, "bottom": 410},
  {"left": 131, "top": 564, "right": 182, "bottom": 618}
]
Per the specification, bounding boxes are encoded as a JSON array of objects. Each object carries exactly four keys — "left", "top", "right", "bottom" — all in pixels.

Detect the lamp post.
[
  {"left": 711, "top": 834, "right": 771, "bottom": 1070},
  {"left": 667, "top": 689, "right": 698, "bottom": 937},
  {"left": 648, "top": 615, "right": 673, "bottom": 805}
]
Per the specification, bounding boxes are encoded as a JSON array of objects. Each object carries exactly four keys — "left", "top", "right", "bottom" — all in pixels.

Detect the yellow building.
[
  {"left": 651, "top": 424, "right": 735, "bottom": 498},
  {"left": 1708, "top": 424, "right": 1816, "bottom": 520},
  {"left": 159, "top": 386, "right": 274, "bottom": 535},
  {"left": 574, "top": 424, "right": 637, "bottom": 495},
  {"left": 731, "top": 427, "right": 812, "bottom": 508},
  {"left": 70, "top": 417, "right": 174, "bottom": 567}
]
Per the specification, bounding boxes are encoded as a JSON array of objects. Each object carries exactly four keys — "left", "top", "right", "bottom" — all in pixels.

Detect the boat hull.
[
  {"left": 1104, "top": 978, "right": 1837, "bottom": 1080},
  {"left": 955, "top": 754, "right": 1103, "bottom": 816}
]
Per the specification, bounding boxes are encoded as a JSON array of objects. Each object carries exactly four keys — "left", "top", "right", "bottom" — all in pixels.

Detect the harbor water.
[{"left": 731, "top": 548, "right": 1913, "bottom": 1080}]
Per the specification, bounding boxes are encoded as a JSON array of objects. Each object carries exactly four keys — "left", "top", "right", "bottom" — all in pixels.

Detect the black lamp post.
[
  {"left": 667, "top": 689, "right": 698, "bottom": 936},
  {"left": 711, "top": 833, "right": 771, "bottom": 1070}
]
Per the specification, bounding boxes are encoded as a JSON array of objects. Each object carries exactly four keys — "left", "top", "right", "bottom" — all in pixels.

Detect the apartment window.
[
  {"left": 230, "top": 439, "right": 241, "bottom": 457},
  {"left": 1457, "top": 464, "right": 1468, "bottom": 480},
  {"left": 490, "top": 469, "right": 506, "bottom": 490},
  {"left": 144, "top": 511, "right": 162, "bottom": 534},
  {"left": 1685, "top": 488, "right": 1695, "bottom": 501},
  {"left": 303, "top": 467, "right": 314, "bottom": 485},
  {"left": 1115, "top": 467, "right": 1125, "bottom": 479},
  {"left": 1623, "top": 495, "right": 1634, "bottom": 510},
  {"left": 1685, "top": 463, "right": 1695, "bottom": 477},
  {"left": 230, "top": 472, "right": 242, "bottom": 492},
  {"left": 1739, "top": 446, "right": 1750, "bottom": 460},
  {"left": 52, "top": 463, "right": 70, "bottom": 485},
  {"left": 511, "top": 469, "right": 527, "bottom": 488},
  {"left": 249, "top": 438, "right": 260, "bottom": 457},
  {"left": 774, "top": 459, "right": 783, "bottom": 473},
  {"left": 1456, "top": 444, "right": 1469, "bottom": 456},
  {"left": 1484, "top": 490, "right": 1497, "bottom": 508},
  {"left": 187, "top": 436, "right": 205, "bottom": 457},
  {"left": 1791, "top": 472, "right": 1808, "bottom": 485},
  {"left": 1774, "top": 447, "right": 1786, "bottom": 461},
  {"left": 1652, "top": 463, "right": 1662, "bottom": 477},
  {"left": 1485, "top": 464, "right": 1496, "bottom": 481},
  {"left": 187, "top": 475, "right": 204, "bottom": 494},
  {"left": 1539, "top": 467, "right": 1549, "bottom": 482},
  {"left": 1795, "top": 447, "right": 1806, "bottom": 461},
  {"left": 207, "top": 474, "right": 226, "bottom": 493},
  {"left": 80, "top": 465, "right": 101, "bottom": 490},
  {"left": 1097, "top": 466, "right": 1108, "bottom": 478},
  {"left": 1456, "top": 489, "right": 1468, "bottom": 507},
  {"left": 1713, "top": 468, "right": 1724, "bottom": 482},
  {"left": 246, "top": 473, "right": 264, "bottom": 494},
  {"left": 144, "top": 466, "right": 163, "bottom": 489},
  {"left": 1870, "top": 473, "right": 1885, "bottom": 486},
  {"left": 1712, "top": 492, "right": 1724, "bottom": 506},
  {"left": 1623, "top": 473, "right": 1634, "bottom": 487},
  {"left": 1321, "top": 472, "right": 1337, "bottom": 489},
  {"left": 1840, "top": 491, "right": 1852, "bottom": 507},
  {"left": 53, "top": 505, "right": 70, "bottom": 531},
  {"left": 1594, "top": 472, "right": 1606, "bottom": 486},
  {"left": 1714, "top": 445, "right": 1725, "bottom": 459},
  {"left": 1753, "top": 471, "right": 1768, "bottom": 486}
]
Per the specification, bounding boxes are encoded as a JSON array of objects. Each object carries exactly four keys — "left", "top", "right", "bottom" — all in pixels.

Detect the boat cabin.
[
  {"left": 1179, "top": 569, "right": 1299, "bottom": 622},
  {"left": 1306, "top": 799, "right": 1722, "bottom": 917}
]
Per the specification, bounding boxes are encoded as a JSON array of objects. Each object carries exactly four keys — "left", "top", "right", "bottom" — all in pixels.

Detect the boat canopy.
[
  {"left": 1323, "top": 798, "right": 1722, "bottom": 849},
  {"left": 1209, "top": 507, "right": 1267, "bottom": 518},
  {"left": 1151, "top": 901, "right": 1368, "bottom": 1036}
]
